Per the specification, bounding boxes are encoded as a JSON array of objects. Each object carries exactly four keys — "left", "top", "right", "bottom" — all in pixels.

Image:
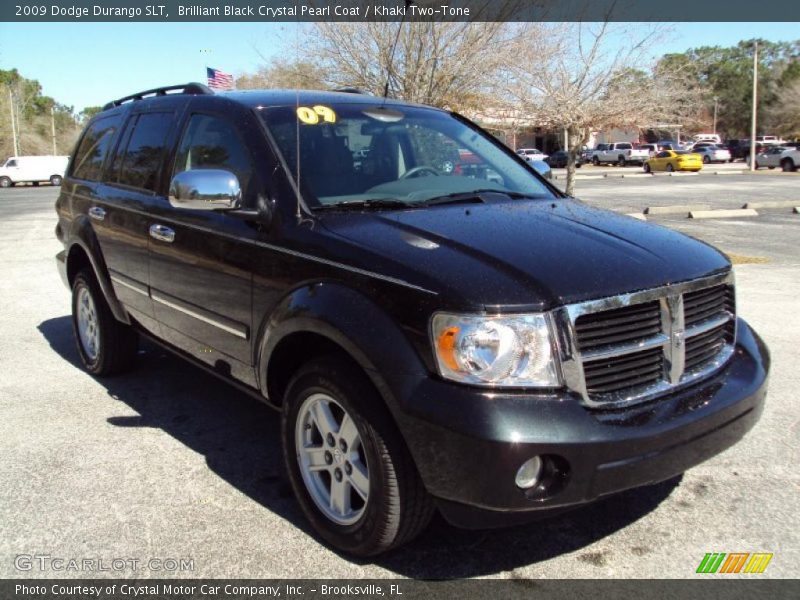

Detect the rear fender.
[{"left": 66, "top": 215, "right": 128, "bottom": 323}]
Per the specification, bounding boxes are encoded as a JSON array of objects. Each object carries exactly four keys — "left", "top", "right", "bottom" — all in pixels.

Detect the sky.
[{"left": 0, "top": 21, "right": 798, "bottom": 112}]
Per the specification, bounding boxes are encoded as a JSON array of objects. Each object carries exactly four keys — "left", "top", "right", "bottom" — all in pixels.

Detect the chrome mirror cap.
[{"left": 168, "top": 169, "right": 242, "bottom": 210}]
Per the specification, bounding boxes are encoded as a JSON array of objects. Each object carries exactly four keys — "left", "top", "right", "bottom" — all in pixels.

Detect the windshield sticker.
[{"left": 296, "top": 105, "right": 337, "bottom": 125}]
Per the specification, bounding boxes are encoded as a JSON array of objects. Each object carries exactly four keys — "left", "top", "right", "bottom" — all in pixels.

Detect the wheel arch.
[
  {"left": 65, "top": 217, "right": 129, "bottom": 324},
  {"left": 256, "top": 282, "right": 428, "bottom": 416}
]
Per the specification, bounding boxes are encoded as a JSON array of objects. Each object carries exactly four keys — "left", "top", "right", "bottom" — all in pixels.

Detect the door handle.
[
  {"left": 149, "top": 224, "right": 175, "bottom": 243},
  {"left": 88, "top": 206, "right": 106, "bottom": 221}
]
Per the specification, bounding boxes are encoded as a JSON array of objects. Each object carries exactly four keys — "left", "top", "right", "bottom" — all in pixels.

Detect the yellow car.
[{"left": 644, "top": 150, "right": 703, "bottom": 173}]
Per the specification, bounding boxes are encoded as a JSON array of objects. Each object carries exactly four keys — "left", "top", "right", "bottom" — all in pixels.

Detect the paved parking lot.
[{"left": 0, "top": 178, "right": 798, "bottom": 579}]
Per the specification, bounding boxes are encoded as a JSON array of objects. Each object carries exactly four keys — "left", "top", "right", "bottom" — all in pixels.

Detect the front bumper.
[{"left": 392, "top": 318, "right": 769, "bottom": 529}]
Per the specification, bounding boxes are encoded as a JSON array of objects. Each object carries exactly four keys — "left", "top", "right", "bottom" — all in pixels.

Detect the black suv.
[{"left": 55, "top": 84, "right": 769, "bottom": 556}]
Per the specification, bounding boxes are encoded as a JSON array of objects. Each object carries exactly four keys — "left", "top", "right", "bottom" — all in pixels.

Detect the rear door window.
[
  {"left": 71, "top": 116, "right": 119, "bottom": 181},
  {"left": 617, "top": 143, "right": 632, "bottom": 150},
  {"left": 110, "top": 112, "right": 174, "bottom": 192}
]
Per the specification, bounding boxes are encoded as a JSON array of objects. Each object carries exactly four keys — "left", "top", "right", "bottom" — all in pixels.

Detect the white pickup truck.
[{"left": 591, "top": 143, "right": 650, "bottom": 166}]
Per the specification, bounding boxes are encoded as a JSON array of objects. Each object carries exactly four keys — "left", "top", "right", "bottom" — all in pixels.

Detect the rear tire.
[
  {"left": 71, "top": 268, "right": 138, "bottom": 376},
  {"left": 282, "top": 356, "right": 434, "bottom": 556},
  {"left": 592, "top": 156, "right": 600, "bottom": 166},
  {"left": 617, "top": 156, "right": 626, "bottom": 167},
  {"left": 703, "top": 155, "right": 710, "bottom": 164},
  {"left": 782, "top": 159, "right": 796, "bottom": 172},
  {"left": 643, "top": 163, "right": 651, "bottom": 173},
  {"left": 50, "top": 175, "right": 63, "bottom": 186},
  {"left": 666, "top": 164, "right": 675, "bottom": 172}
]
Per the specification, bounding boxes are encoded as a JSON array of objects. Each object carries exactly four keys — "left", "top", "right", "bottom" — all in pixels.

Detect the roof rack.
[
  {"left": 102, "top": 82, "right": 213, "bottom": 111},
  {"left": 331, "top": 86, "right": 368, "bottom": 95}
]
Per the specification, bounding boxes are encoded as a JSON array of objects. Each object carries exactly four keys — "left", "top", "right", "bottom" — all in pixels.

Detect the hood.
[{"left": 318, "top": 199, "right": 730, "bottom": 309}]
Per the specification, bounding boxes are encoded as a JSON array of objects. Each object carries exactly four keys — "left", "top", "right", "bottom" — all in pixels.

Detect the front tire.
[
  {"left": 71, "top": 269, "right": 138, "bottom": 376},
  {"left": 703, "top": 155, "right": 710, "bottom": 164},
  {"left": 282, "top": 356, "right": 434, "bottom": 556},
  {"left": 643, "top": 163, "right": 651, "bottom": 173},
  {"left": 592, "top": 156, "right": 600, "bottom": 166},
  {"left": 666, "top": 163, "right": 675, "bottom": 172},
  {"left": 0, "top": 176, "right": 11, "bottom": 188},
  {"left": 782, "top": 158, "right": 796, "bottom": 172}
]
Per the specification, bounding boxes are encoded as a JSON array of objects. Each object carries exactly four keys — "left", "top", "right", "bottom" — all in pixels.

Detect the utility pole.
[
  {"left": 750, "top": 41, "right": 758, "bottom": 172},
  {"left": 8, "top": 88, "right": 20, "bottom": 156},
  {"left": 712, "top": 96, "right": 719, "bottom": 135},
  {"left": 50, "top": 105, "right": 57, "bottom": 155}
]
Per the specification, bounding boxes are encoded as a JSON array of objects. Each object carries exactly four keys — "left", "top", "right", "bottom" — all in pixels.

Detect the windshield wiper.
[
  {"left": 422, "top": 189, "right": 541, "bottom": 205},
  {"left": 314, "top": 198, "right": 411, "bottom": 211}
]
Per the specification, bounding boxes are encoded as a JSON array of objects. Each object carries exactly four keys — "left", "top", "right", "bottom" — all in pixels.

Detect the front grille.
[
  {"left": 683, "top": 284, "right": 734, "bottom": 327},
  {"left": 583, "top": 348, "right": 664, "bottom": 395},
  {"left": 562, "top": 274, "right": 736, "bottom": 408},
  {"left": 575, "top": 301, "right": 661, "bottom": 351},
  {"left": 684, "top": 321, "right": 735, "bottom": 372}
]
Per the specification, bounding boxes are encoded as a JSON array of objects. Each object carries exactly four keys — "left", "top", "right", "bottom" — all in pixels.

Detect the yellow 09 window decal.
[{"left": 296, "top": 105, "right": 337, "bottom": 125}]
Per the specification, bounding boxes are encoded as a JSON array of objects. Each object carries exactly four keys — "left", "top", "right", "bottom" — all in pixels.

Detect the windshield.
[{"left": 259, "top": 103, "right": 555, "bottom": 208}]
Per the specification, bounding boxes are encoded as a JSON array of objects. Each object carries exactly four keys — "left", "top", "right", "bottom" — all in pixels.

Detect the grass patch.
[{"left": 725, "top": 252, "right": 771, "bottom": 265}]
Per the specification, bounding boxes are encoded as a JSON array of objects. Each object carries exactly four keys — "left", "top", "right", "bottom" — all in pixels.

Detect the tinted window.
[
  {"left": 656, "top": 151, "right": 670, "bottom": 158},
  {"left": 112, "top": 112, "right": 173, "bottom": 191},
  {"left": 6, "top": 159, "right": 17, "bottom": 167},
  {"left": 173, "top": 114, "right": 253, "bottom": 192},
  {"left": 71, "top": 117, "right": 118, "bottom": 181},
  {"left": 616, "top": 143, "right": 632, "bottom": 150},
  {"left": 261, "top": 103, "right": 554, "bottom": 207}
]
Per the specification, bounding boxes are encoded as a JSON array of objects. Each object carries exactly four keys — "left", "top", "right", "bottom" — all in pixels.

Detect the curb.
[
  {"left": 742, "top": 200, "right": 799, "bottom": 209},
  {"left": 625, "top": 213, "right": 647, "bottom": 221},
  {"left": 689, "top": 209, "right": 759, "bottom": 219},
  {"left": 646, "top": 204, "right": 710, "bottom": 215}
]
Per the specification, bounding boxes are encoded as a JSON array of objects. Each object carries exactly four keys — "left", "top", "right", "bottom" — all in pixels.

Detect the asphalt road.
[{"left": 0, "top": 181, "right": 798, "bottom": 579}]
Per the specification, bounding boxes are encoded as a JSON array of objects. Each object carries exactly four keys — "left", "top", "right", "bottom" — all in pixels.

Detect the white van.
[
  {"left": 0, "top": 155, "right": 70, "bottom": 187},
  {"left": 692, "top": 133, "right": 722, "bottom": 144}
]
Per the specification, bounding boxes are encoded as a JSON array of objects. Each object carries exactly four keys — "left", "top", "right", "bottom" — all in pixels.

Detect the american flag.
[{"left": 207, "top": 67, "right": 234, "bottom": 91}]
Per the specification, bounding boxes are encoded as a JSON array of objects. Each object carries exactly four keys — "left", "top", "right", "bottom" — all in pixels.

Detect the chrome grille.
[{"left": 556, "top": 272, "right": 736, "bottom": 408}]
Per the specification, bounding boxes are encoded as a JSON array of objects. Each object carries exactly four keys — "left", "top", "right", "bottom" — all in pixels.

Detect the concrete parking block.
[
  {"left": 646, "top": 204, "right": 710, "bottom": 215},
  {"left": 742, "top": 200, "right": 799, "bottom": 209},
  {"left": 689, "top": 208, "right": 759, "bottom": 219}
]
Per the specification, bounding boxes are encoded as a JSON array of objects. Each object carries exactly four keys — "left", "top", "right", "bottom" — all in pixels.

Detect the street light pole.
[
  {"left": 749, "top": 41, "right": 758, "bottom": 172},
  {"left": 712, "top": 96, "right": 718, "bottom": 135}
]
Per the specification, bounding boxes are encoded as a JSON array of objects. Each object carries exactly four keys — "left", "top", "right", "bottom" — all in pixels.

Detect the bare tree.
[
  {"left": 236, "top": 57, "right": 327, "bottom": 91},
  {"left": 507, "top": 22, "right": 704, "bottom": 195},
  {"left": 256, "top": 21, "right": 525, "bottom": 113}
]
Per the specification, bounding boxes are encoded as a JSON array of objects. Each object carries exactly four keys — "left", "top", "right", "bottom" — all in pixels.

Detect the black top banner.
[{"left": 3, "top": 0, "right": 800, "bottom": 22}]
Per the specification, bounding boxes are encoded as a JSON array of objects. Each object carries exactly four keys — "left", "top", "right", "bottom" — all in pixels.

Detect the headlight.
[{"left": 430, "top": 312, "right": 560, "bottom": 387}]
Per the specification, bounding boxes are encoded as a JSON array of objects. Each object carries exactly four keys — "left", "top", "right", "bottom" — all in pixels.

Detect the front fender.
[
  {"left": 66, "top": 216, "right": 128, "bottom": 324},
  {"left": 256, "top": 282, "right": 429, "bottom": 415}
]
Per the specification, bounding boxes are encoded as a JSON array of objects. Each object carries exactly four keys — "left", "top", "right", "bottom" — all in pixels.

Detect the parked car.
[
  {"left": 591, "top": 142, "right": 649, "bottom": 166},
  {"left": 727, "top": 140, "right": 766, "bottom": 162},
  {"left": 545, "top": 150, "right": 582, "bottom": 169},
  {"left": 691, "top": 133, "right": 722, "bottom": 144},
  {"left": 755, "top": 135, "right": 785, "bottom": 146},
  {"left": 778, "top": 147, "right": 800, "bottom": 172},
  {"left": 0, "top": 155, "right": 69, "bottom": 187},
  {"left": 55, "top": 83, "right": 769, "bottom": 557},
  {"left": 656, "top": 140, "right": 684, "bottom": 151},
  {"left": 749, "top": 146, "right": 788, "bottom": 169},
  {"left": 693, "top": 144, "right": 732, "bottom": 164},
  {"left": 643, "top": 150, "right": 703, "bottom": 173},
  {"left": 639, "top": 143, "right": 658, "bottom": 158},
  {"left": 516, "top": 148, "right": 547, "bottom": 162}
]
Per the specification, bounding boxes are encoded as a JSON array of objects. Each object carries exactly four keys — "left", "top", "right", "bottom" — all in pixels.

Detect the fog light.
[{"left": 515, "top": 456, "right": 543, "bottom": 489}]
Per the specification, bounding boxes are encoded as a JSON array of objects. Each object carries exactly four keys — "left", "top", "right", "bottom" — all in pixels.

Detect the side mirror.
[{"left": 168, "top": 169, "right": 242, "bottom": 211}]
